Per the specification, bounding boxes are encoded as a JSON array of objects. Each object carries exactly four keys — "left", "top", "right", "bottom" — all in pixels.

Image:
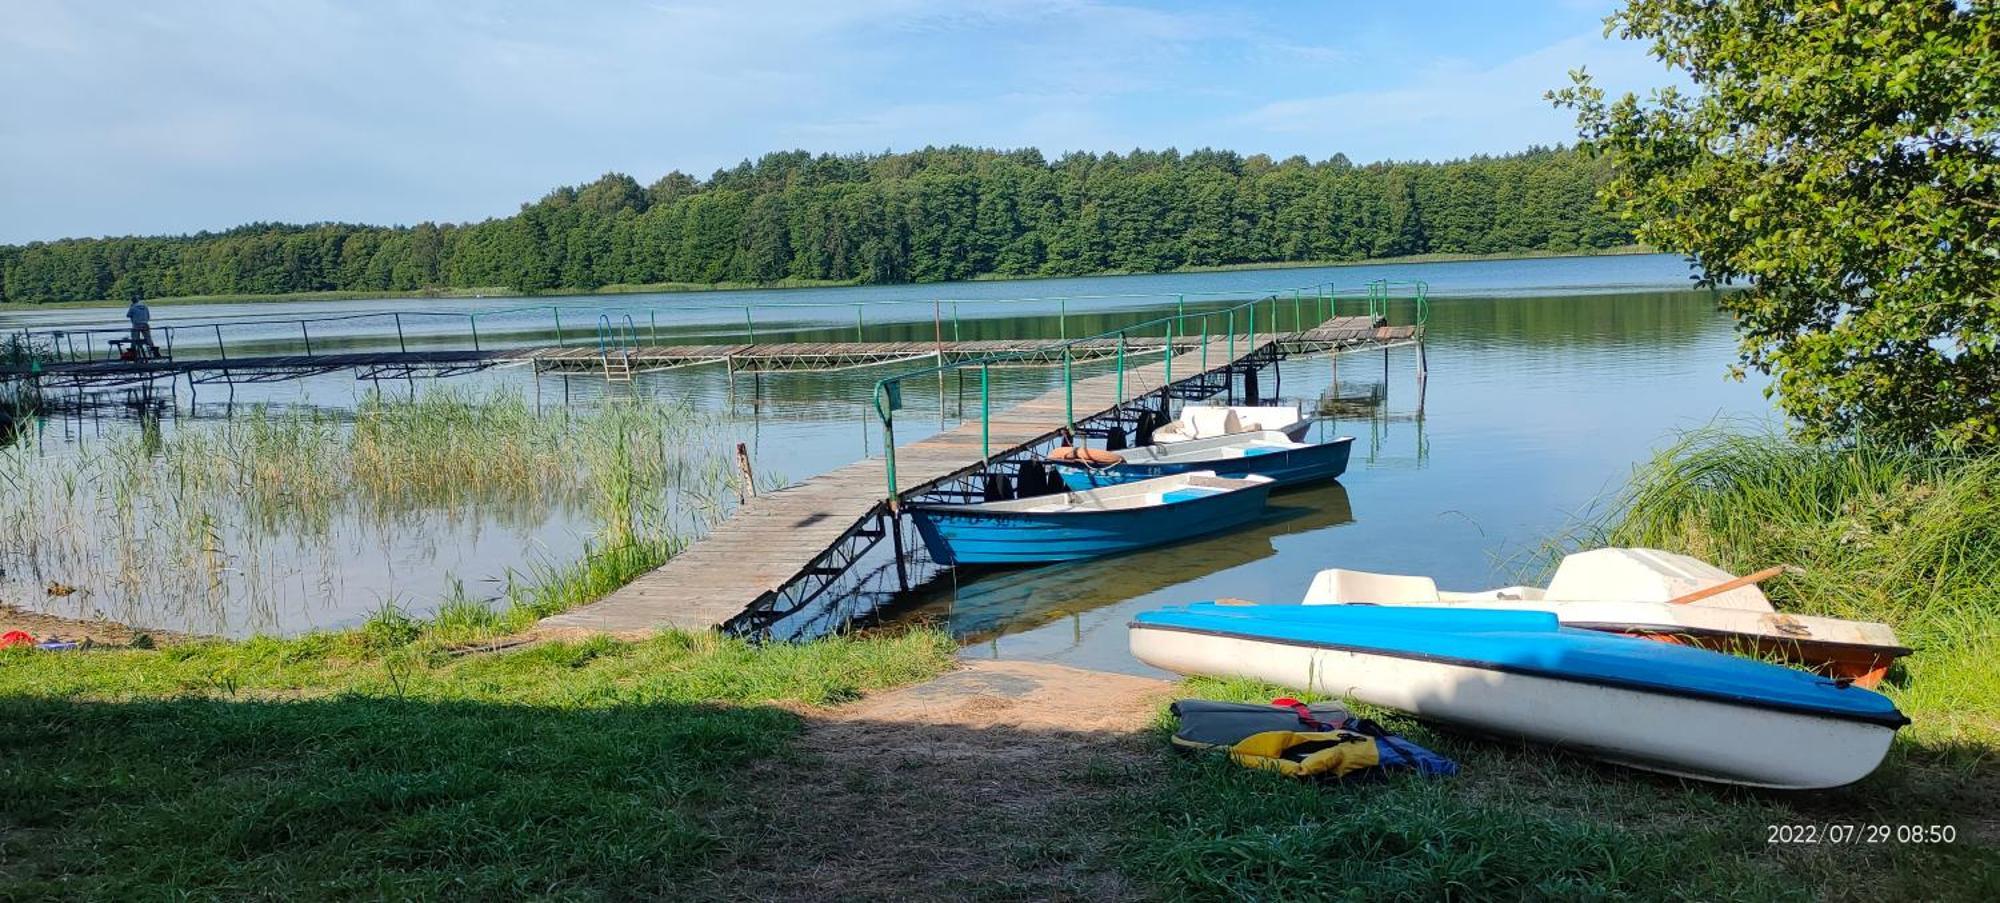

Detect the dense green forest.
[{"left": 0, "top": 146, "right": 1628, "bottom": 304}]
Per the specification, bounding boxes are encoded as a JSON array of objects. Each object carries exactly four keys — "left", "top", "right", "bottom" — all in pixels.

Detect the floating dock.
[{"left": 541, "top": 314, "right": 1419, "bottom": 637}]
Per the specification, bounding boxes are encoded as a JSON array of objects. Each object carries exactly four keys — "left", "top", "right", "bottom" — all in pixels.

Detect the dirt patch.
[
  {"left": 0, "top": 602, "right": 198, "bottom": 647},
  {"left": 695, "top": 659, "right": 1174, "bottom": 901}
]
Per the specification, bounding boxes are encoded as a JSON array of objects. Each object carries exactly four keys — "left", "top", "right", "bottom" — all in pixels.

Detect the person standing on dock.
[{"left": 125, "top": 296, "right": 154, "bottom": 358}]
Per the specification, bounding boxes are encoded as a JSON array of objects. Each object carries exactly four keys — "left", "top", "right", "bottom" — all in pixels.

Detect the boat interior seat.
[
  {"left": 1180, "top": 408, "right": 1243, "bottom": 440},
  {"left": 1302, "top": 568, "right": 1442, "bottom": 605}
]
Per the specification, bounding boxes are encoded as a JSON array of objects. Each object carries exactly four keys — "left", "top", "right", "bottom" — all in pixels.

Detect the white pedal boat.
[
  {"left": 1300, "top": 548, "right": 1909, "bottom": 686},
  {"left": 1130, "top": 603, "right": 1909, "bottom": 789},
  {"left": 1152, "top": 404, "right": 1312, "bottom": 444}
]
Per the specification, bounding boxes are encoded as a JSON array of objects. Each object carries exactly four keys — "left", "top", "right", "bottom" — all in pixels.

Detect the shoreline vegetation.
[
  {"left": 0, "top": 146, "right": 1633, "bottom": 307},
  {"left": 2, "top": 428, "right": 1994, "bottom": 897},
  {"left": 0, "top": 244, "right": 1659, "bottom": 312},
  {"left": 0, "top": 391, "right": 758, "bottom": 640}
]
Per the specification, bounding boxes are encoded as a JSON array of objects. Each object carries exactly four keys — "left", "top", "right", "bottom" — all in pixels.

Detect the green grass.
[
  {"left": 0, "top": 626, "right": 956, "bottom": 898},
  {"left": 1105, "top": 432, "right": 2000, "bottom": 901}
]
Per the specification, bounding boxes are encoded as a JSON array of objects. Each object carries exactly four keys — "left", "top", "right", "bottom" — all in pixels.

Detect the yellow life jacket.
[{"left": 1228, "top": 729, "right": 1382, "bottom": 779}]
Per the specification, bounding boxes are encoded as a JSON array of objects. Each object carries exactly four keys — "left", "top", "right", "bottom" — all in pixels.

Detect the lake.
[{"left": 0, "top": 253, "right": 1773, "bottom": 669}]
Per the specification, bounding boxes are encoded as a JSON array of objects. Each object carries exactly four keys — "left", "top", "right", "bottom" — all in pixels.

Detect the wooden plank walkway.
[{"left": 539, "top": 316, "right": 1415, "bottom": 635}]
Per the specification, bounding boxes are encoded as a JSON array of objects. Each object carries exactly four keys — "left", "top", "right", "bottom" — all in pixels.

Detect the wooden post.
[{"left": 735, "top": 442, "right": 756, "bottom": 503}]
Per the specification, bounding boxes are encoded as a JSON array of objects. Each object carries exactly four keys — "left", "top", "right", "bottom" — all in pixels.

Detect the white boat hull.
[
  {"left": 1300, "top": 568, "right": 1909, "bottom": 686},
  {"left": 1130, "top": 625, "right": 1899, "bottom": 789}
]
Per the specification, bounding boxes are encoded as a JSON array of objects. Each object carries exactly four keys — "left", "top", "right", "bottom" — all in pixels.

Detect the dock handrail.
[
  {"left": 3, "top": 279, "right": 1431, "bottom": 371},
  {"left": 865, "top": 280, "right": 1429, "bottom": 504}
]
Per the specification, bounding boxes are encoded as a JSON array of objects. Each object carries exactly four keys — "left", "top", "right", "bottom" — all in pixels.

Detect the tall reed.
[{"left": 0, "top": 389, "right": 742, "bottom": 635}]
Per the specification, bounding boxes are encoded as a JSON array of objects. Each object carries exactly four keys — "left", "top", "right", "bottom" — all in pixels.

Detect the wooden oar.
[{"left": 1666, "top": 565, "right": 1789, "bottom": 606}]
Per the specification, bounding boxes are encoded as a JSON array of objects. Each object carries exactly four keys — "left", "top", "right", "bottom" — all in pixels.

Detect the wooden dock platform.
[{"left": 539, "top": 315, "right": 1415, "bottom": 636}]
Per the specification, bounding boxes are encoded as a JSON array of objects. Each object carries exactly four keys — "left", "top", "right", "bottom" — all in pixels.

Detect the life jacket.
[
  {"left": 1045, "top": 445, "right": 1125, "bottom": 467},
  {"left": 1170, "top": 698, "right": 1458, "bottom": 780}
]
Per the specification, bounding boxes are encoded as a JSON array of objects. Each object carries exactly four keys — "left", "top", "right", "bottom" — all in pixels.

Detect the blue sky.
[{"left": 0, "top": 1, "right": 1677, "bottom": 244}]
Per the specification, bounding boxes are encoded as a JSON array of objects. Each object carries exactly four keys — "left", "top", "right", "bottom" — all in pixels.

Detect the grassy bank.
[
  {"left": 0, "top": 623, "right": 955, "bottom": 898},
  {"left": 1104, "top": 431, "right": 1998, "bottom": 900},
  {"left": 2, "top": 246, "right": 1658, "bottom": 311}
]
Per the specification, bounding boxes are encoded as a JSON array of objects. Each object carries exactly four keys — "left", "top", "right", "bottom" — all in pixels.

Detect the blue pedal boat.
[
  {"left": 1051, "top": 431, "right": 1353, "bottom": 491},
  {"left": 1129, "top": 602, "right": 1908, "bottom": 789},
  {"left": 905, "top": 471, "right": 1274, "bottom": 566}
]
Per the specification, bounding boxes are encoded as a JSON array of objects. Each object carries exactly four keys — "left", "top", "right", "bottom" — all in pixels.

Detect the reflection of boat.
[
  {"left": 1051, "top": 432, "right": 1352, "bottom": 491},
  {"left": 1129, "top": 602, "right": 1909, "bottom": 789},
  {"left": 1153, "top": 405, "right": 1312, "bottom": 444},
  {"left": 1300, "top": 548, "right": 1910, "bottom": 687},
  {"left": 928, "top": 482, "right": 1357, "bottom": 639},
  {"left": 906, "top": 472, "right": 1274, "bottom": 566}
]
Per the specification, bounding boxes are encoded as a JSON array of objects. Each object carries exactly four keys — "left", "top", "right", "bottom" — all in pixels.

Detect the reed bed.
[
  {"left": 1570, "top": 429, "right": 2000, "bottom": 651},
  {"left": 0, "top": 390, "right": 749, "bottom": 635}
]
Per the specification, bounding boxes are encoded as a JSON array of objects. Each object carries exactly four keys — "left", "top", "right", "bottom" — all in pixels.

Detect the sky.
[{"left": 0, "top": 1, "right": 1680, "bottom": 244}]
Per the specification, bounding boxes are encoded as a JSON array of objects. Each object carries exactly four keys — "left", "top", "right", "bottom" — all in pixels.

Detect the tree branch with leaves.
[{"left": 1554, "top": 0, "right": 2000, "bottom": 448}]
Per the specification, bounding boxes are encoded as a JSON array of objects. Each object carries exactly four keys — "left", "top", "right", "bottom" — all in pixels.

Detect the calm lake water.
[{"left": 0, "top": 254, "right": 1773, "bottom": 664}]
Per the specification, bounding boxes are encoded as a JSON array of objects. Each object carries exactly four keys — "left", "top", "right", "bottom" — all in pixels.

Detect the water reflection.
[{"left": 904, "top": 482, "right": 1356, "bottom": 640}]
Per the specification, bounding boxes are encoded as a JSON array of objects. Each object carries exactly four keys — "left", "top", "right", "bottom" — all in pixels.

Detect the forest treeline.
[{"left": 0, "top": 146, "right": 1629, "bottom": 303}]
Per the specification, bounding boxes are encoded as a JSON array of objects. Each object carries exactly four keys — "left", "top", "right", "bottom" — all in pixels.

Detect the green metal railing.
[
  {"left": 866, "top": 279, "right": 1432, "bottom": 503},
  {"left": 870, "top": 293, "right": 1276, "bottom": 504}
]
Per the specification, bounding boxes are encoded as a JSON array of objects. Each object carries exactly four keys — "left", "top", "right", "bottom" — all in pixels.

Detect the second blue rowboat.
[
  {"left": 905, "top": 471, "right": 1275, "bottom": 566},
  {"left": 1052, "top": 432, "right": 1353, "bottom": 491}
]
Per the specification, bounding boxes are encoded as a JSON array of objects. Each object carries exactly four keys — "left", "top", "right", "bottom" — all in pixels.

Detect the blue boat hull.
[
  {"left": 907, "top": 481, "right": 1274, "bottom": 565},
  {"left": 1129, "top": 602, "right": 1909, "bottom": 788},
  {"left": 1057, "top": 437, "right": 1352, "bottom": 491}
]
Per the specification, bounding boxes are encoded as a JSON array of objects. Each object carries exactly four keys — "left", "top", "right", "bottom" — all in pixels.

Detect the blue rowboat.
[
  {"left": 1052, "top": 431, "right": 1352, "bottom": 491},
  {"left": 905, "top": 471, "right": 1275, "bottom": 566},
  {"left": 1129, "top": 602, "right": 1908, "bottom": 789}
]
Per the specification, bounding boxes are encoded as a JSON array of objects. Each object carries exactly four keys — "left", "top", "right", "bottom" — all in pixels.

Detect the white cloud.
[{"left": 1233, "top": 32, "right": 1680, "bottom": 160}]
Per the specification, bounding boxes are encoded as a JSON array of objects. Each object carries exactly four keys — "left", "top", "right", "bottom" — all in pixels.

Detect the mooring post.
[
  {"left": 300, "top": 322, "right": 313, "bottom": 356},
  {"left": 649, "top": 310, "right": 659, "bottom": 344},
  {"left": 1163, "top": 318, "right": 1173, "bottom": 392},
  {"left": 1200, "top": 316, "right": 1209, "bottom": 373},
  {"left": 553, "top": 308, "right": 565, "bottom": 347},
  {"left": 953, "top": 302, "right": 962, "bottom": 342},
  {"left": 735, "top": 442, "right": 757, "bottom": 503},
  {"left": 214, "top": 324, "right": 226, "bottom": 361},
  {"left": 1059, "top": 299, "right": 1067, "bottom": 341},
  {"left": 979, "top": 364, "right": 991, "bottom": 460},
  {"left": 1248, "top": 300, "right": 1256, "bottom": 357},
  {"left": 744, "top": 306, "right": 756, "bottom": 344},
  {"left": 468, "top": 314, "right": 480, "bottom": 351},
  {"left": 855, "top": 304, "right": 864, "bottom": 342},
  {"left": 1418, "top": 338, "right": 1429, "bottom": 380}
]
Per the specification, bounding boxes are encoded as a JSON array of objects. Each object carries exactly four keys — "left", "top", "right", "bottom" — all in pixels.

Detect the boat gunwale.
[
  {"left": 1558, "top": 620, "right": 1915, "bottom": 658},
  {"left": 1126, "top": 620, "right": 1913, "bottom": 729},
  {"left": 1055, "top": 434, "right": 1353, "bottom": 471},
  {"left": 907, "top": 473, "right": 1271, "bottom": 518}
]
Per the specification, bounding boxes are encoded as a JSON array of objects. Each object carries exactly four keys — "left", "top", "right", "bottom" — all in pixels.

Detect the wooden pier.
[{"left": 539, "top": 315, "right": 1417, "bottom": 637}]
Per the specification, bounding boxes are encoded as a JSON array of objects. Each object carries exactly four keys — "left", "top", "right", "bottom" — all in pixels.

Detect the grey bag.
[{"left": 1169, "top": 699, "right": 1354, "bottom": 750}]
